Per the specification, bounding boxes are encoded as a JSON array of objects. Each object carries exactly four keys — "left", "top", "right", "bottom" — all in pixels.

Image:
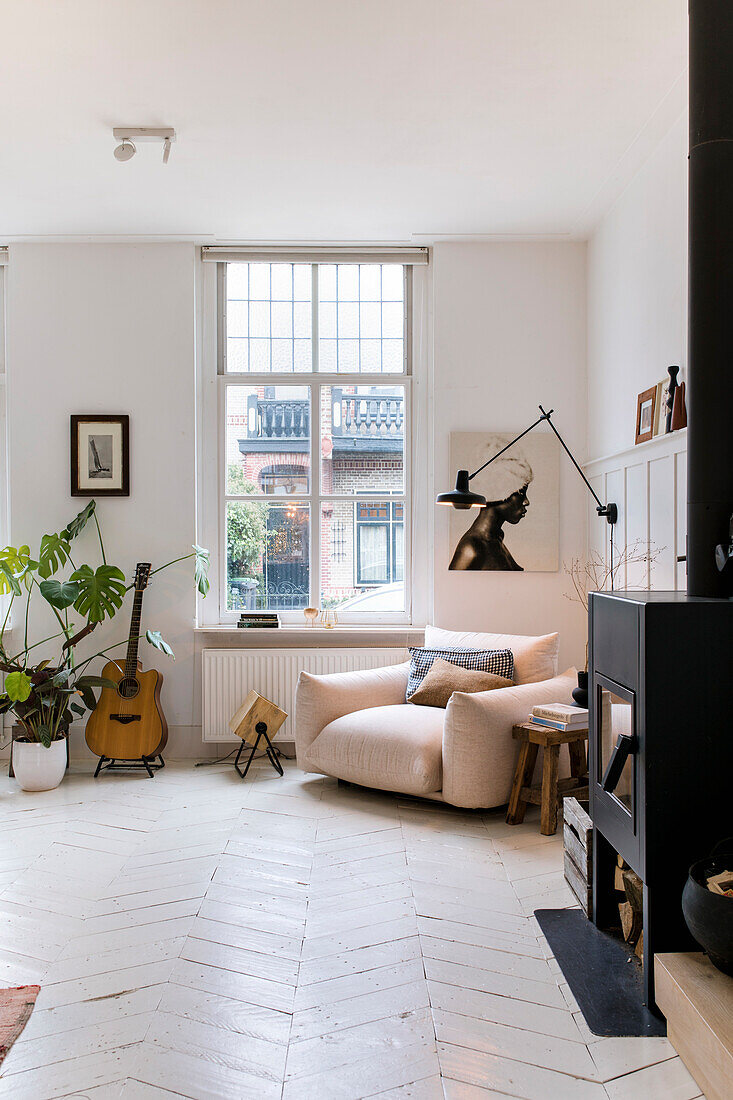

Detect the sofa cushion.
[
  {"left": 408, "top": 658, "right": 514, "bottom": 709},
  {"left": 406, "top": 646, "right": 514, "bottom": 700},
  {"left": 304, "top": 704, "right": 444, "bottom": 796},
  {"left": 424, "top": 626, "right": 559, "bottom": 685}
]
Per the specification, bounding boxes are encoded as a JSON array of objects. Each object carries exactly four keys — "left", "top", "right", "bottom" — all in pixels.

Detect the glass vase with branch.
[{"left": 0, "top": 500, "right": 210, "bottom": 749}]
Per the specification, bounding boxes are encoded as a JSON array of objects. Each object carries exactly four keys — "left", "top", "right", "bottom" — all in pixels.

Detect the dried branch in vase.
[
  {"left": 563, "top": 540, "right": 664, "bottom": 668},
  {"left": 564, "top": 540, "right": 664, "bottom": 612}
]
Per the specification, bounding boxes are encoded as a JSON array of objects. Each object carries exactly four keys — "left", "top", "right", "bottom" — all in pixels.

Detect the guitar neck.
[{"left": 124, "top": 589, "right": 145, "bottom": 676}]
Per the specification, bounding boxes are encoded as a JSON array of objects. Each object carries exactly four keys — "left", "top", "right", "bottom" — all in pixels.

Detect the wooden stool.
[
  {"left": 229, "top": 690, "right": 288, "bottom": 779},
  {"left": 506, "top": 723, "right": 589, "bottom": 835}
]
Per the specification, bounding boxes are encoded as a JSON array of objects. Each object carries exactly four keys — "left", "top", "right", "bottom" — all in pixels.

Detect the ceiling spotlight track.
[{"left": 112, "top": 127, "right": 176, "bottom": 163}]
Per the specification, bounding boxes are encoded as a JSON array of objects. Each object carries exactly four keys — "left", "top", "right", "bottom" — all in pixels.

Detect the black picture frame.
[{"left": 70, "top": 414, "right": 130, "bottom": 497}]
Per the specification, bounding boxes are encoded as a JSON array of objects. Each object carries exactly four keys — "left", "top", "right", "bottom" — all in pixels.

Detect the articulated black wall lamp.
[{"left": 437, "top": 404, "right": 618, "bottom": 525}]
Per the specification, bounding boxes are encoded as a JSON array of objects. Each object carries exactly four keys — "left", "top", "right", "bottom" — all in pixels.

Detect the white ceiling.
[{"left": 0, "top": 1, "right": 687, "bottom": 241}]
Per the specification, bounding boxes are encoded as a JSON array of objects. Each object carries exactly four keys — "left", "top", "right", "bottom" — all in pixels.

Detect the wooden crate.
[{"left": 563, "top": 796, "right": 592, "bottom": 914}]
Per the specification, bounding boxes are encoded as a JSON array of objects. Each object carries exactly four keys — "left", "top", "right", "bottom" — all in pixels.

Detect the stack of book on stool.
[{"left": 528, "top": 703, "right": 589, "bottom": 732}]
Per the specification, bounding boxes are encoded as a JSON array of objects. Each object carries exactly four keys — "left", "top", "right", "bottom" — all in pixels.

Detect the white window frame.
[
  {"left": 206, "top": 257, "right": 416, "bottom": 625},
  {"left": 0, "top": 252, "right": 7, "bottom": 559},
  {"left": 0, "top": 252, "right": 9, "bottom": 636}
]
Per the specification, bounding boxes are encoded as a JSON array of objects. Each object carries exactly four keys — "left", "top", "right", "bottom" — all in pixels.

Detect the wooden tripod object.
[{"left": 229, "top": 690, "right": 288, "bottom": 779}]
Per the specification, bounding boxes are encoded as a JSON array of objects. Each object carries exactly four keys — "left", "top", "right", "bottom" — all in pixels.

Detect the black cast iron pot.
[{"left": 681, "top": 838, "right": 733, "bottom": 975}]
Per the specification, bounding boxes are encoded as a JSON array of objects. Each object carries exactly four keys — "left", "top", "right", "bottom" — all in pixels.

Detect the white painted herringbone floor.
[{"left": 0, "top": 759, "right": 704, "bottom": 1100}]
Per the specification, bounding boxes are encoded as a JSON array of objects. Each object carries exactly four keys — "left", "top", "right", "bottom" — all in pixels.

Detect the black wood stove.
[
  {"left": 588, "top": 592, "right": 733, "bottom": 1008},
  {"left": 588, "top": 0, "right": 733, "bottom": 1012}
]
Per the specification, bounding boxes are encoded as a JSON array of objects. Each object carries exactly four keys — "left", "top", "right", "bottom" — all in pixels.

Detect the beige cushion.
[
  {"left": 408, "top": 658, "right": 513, "bottom": 709},
  {"left": 424, "top": 625, "right": 559, "bottom": 685},
  {"left": 305, "top": 703, "right": 444, "bottom": 795}
]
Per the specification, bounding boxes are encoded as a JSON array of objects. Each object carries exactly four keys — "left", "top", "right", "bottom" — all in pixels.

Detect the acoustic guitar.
[{"left": 85, "top": 562, "right": 168, "bottom": 769}]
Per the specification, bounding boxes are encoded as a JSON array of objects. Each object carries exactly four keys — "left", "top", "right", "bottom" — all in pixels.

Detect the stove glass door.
[{"left": 598, "top": 682, "right": 634, "bottom": 815}]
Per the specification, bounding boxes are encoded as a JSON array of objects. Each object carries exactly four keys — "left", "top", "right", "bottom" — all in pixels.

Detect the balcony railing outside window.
[
  {"left": 246, "top": 395, "right": 309, "bottom": 440},
  {"left": 245, "top": 392, "right": 403, "bottom": 443},
  {"left": 332, "top": 390, "right": 403, "bottom": 439}
]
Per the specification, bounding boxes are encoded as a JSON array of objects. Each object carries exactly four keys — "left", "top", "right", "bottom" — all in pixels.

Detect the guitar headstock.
[{"left": 134, "top": 562, "right": 152, "bottom": 592}]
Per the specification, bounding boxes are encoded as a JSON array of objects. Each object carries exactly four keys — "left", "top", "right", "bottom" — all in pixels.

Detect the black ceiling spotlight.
[{"left": 437, "top": 405, "right": 618, "bottom": 524}]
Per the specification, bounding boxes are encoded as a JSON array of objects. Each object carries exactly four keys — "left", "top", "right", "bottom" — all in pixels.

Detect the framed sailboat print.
[{"left": 71, "top": 414, "right": 130, "bottom": 497}]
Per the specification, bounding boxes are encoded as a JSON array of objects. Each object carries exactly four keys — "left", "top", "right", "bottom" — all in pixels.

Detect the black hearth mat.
[{"left": 534, "top": 908, "right": 666, "bottom": 1037}]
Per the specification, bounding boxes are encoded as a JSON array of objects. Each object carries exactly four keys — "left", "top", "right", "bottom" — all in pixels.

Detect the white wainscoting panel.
[
  {"left": 585, "top": 429, "right": 687, "bottom": 591},
  {"left": 625, "top": 462, "right": 647, "bottom": 587},
  {"left": 202, "top": 647, "right": 408, "bottom": 741},
  {"left": 649, "top": 453, "right": 676, "bottom": 590}
]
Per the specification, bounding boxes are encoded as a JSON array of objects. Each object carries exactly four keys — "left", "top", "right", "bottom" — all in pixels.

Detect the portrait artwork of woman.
[{"left": 449, "top": 443, "right": 534, "bottom": 571}]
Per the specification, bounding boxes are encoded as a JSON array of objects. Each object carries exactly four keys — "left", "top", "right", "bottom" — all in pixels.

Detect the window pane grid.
[
  {"left": 221, "top": 261, "right": 410, "bottom": 618},
  {"left": 226, "top": 262, "right": 405, "bottom": 376},
  {"left": 317, "top": 263, "right": 404, "bottom": 374},
  {"left": 226, "top": 262, "right": 312, "bottom": 374}
]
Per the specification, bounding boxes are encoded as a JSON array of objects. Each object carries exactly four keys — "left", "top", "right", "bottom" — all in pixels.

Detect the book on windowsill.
[
  {"left": 527, "top": 714, "right": 588, "bottom": 733},
  {"left": 237, "top": 613, "right": 281, "bottom": 628},
  {"left": 532, "top": 703, "right": 589, "bottom": 725}
]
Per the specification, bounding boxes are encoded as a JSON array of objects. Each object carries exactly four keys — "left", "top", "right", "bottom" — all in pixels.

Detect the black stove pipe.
[{"left": 687, "top": 1, "right": 733, "bottom": 598}]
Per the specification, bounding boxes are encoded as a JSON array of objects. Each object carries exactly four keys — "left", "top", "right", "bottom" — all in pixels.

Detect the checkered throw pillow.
[{"left": 406, "top": 647, "right": 514, "bottom": 701}]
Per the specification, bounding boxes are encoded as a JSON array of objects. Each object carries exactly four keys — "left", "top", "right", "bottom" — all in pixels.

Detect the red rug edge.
[{"left": 0, "top": 984, "right": 41, "bottom": 1066}]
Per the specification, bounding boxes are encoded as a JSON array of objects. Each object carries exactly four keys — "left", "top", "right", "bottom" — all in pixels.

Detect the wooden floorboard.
[{"left": 0, "top": 761, "right": 705, "bottom": 1099}]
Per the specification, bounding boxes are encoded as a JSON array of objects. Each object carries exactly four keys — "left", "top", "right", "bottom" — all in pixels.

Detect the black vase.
[
  {"left": 682, "top": 839, "right": 733, "bottom": 975},
  {"left": 572, "top": 670, "right": 588, "bottom": 708}
]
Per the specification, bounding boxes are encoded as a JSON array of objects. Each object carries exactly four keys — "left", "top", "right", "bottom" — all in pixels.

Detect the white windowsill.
[{"left": 194, "top": 624, "right": 423, "bottom": 647}]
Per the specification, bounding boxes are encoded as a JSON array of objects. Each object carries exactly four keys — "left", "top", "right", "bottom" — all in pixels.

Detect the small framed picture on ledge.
[
  {"left": 71, "top": 415, "right": 129, "bottom": 496},
  {"left": 634, "top": 387, "right": 656, "bottom": 445}
]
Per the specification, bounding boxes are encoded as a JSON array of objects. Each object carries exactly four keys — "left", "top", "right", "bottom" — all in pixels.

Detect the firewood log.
[
  {"left": 622, "top": 868, "right": 644, "bottom": 913},
  {"left": 619, "top": 901, "right": 643, "bottom": 944}
]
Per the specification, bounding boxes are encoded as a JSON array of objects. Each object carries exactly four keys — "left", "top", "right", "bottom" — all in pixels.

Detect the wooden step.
[{"left": 654, "top": 952, "right": 733, "bottom": 1100}]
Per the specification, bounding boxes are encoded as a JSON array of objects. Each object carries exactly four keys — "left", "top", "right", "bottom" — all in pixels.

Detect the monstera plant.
[{"left": 0, "top": 500, "right": 209, "bottom": 787}]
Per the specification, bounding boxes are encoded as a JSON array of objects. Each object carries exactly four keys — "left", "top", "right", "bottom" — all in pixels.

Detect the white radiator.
[{"left": 202, "top": 647, "right": 408, "bottom": 742}]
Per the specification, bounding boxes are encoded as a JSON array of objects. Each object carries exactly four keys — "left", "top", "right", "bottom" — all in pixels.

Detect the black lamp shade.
[{"left": 436, "top": 469, "right": 486, "bottom": 510}]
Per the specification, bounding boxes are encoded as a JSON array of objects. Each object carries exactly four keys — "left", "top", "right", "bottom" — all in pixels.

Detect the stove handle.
[{"left": 601, "top": 732, "right": 637, "bottom": 794}]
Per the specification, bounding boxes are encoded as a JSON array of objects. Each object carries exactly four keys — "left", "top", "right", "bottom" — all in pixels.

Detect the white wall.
[
  {"left": 585, "top": 112, "right": 688, "bottom": 593},
  {"left": 6, "top": 243, "right": 200, "bottom": 757},
  {"left": 3, "top": 240, "right": 590, "bottom": 759},
  {"left": 431, "top": 242, "right": 588, "bottom": 672},
  {"left": 587, "top": 113, "right": 687, "bottom": 461}
]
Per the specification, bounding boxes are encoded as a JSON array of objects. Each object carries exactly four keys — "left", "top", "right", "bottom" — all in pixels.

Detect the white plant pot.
[{"left": 13, "top": 738, "right": 67, "bottom": 792}]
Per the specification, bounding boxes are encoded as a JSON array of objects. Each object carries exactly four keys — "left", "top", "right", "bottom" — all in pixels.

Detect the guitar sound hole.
[{"left": 117, "top": 677, "right": 140, "bottom": 700}]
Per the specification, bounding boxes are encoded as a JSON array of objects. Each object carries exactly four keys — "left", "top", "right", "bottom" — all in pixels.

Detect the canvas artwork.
[
  {"left": 449, "top": 431, "right": 560, "bottom": 571},
  {"left": 71, "top": 415, "right": 129, "bottom": 496}
]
